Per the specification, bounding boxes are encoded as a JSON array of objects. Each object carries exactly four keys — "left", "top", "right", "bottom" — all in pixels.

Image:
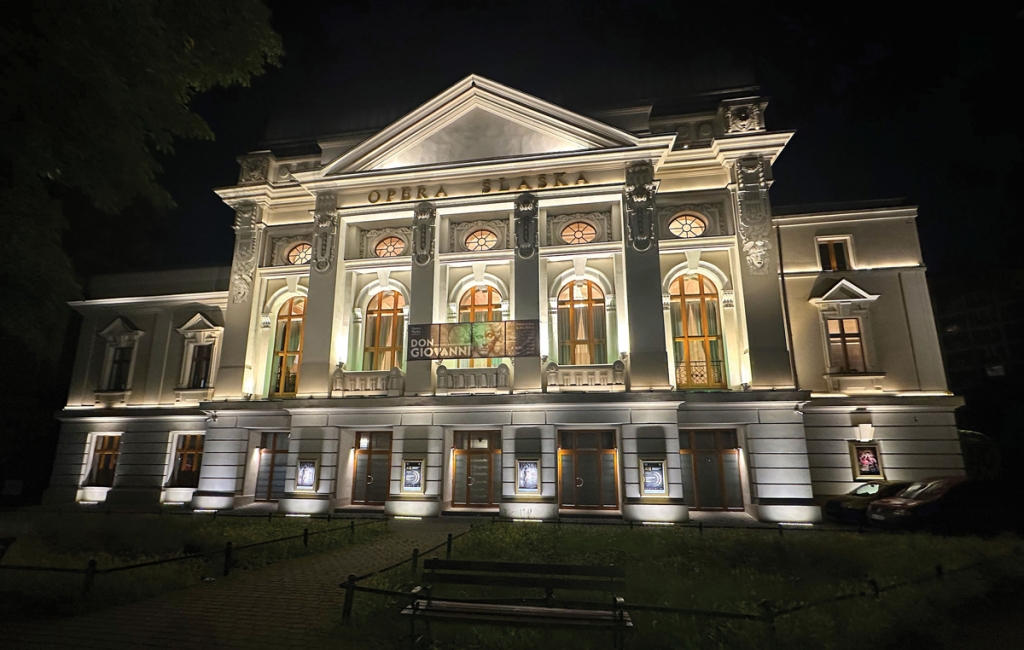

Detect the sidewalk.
[{"left": 1, "top": 517, "right": 472, "bottom": 649}]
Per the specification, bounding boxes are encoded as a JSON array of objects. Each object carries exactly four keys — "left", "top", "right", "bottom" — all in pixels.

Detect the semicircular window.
[
  {"left": 374, "top": 236, "right": 406, "bottom": 258},
  {"left": 668, "top": 214, "right": 707, "bottom": 239},
  {"left": 561, "top": 221, "right": 597, "bottom": 245},
  {"left": 465, "top": 229, "right": 498, "bottom": 251},
  {"left": 286, "top": 242, "right": 313, "bottom": 264}
]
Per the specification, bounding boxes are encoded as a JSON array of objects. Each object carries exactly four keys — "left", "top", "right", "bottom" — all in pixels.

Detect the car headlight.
[{"left": 893, "top": 508, "right": 909, "bottom": 516}]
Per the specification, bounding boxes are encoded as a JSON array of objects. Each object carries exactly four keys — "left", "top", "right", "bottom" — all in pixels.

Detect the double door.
[
  {"left": 558, "top": 430, "right": 618, "bottom": 509},
  {"left": 255, "top": 432, "right": 289, "bottom": 501},
  {"left": 679, "top": 429, "right": 743, "bottom": 510},
  {"left": 352, "top": 431, "right": 392, "bottom": 505},
  {"left": 451, "top": 431, "right": 501, "bottom": 507}
]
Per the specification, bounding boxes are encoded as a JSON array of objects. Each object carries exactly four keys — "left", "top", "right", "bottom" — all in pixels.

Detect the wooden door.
[
  {"left": 557, "top": 430, "right": 618, "bottom": 509},
  {"left": 255, "top": 432, "right": 289, "bottom": 501},
  {"left": 352, "top": 431, "right": 392, "bottom": 505},
  {"left": 451, "top": 431, "right": 501, "bottom": 507},
  {"left": 679, "top": 430, "right": 743, "bottom": 510}
]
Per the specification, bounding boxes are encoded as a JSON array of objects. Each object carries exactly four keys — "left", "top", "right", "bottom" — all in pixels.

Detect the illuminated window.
[
  {"left": 557, "top": 280, "right": 606, "bottom": 365},
  {"left": 171, "top": 434, "right": 204, "bottom": 488},
  {"left": 88, "top": 435, "right": 120, "bottom": 487},
  {"left": 286, "top": 242, "right": 312, "bottom": 264},
  {"left": 668, "top": 214, "right": 706, "bottom": 238},
  {"left": 818, "top": 239, "right": 850, "bottom": 271},
  {"left": 561, "top": 221, "right": 597, "bottom": 245},
  {"left": 458, "top": 285, "right": 503, "bottom": 368},
  {"left": 363, "top": 291, "right": 405, "bottom": 371},
  {"left": 375, "top": 237, "right": 405, "bottom": 258},
  {"left": 465, "top": 229, "right": 498, "bottom": 251},
  {"left": 670, "top": 275, "right": 726, "bottom": 388},
  {"left": 827, "top": 318, "right": 865, "bottom": 372},
  {"left": 270, "top": 297, "right": 305, "bottom": 397}
]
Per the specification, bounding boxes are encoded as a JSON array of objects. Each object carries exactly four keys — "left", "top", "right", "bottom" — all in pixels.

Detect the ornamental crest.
[
  {"left": 624, "top": 161, "right": 657, "bottom": 252},
  {"left": 230, "top": 202, "right": 259, "bottom": 303},
  {"left": 238, "top": 155, "right": 270, "bottom": 184},
  {"left": 513, "top": 192, "right": 538, "bottom": 259},
  {"left": 312, "top": 192, "right": 338, "bottom": 273},
  {"left": 721, "top": 100, "right": 767, "bottom": 134},
  {"left": 735, "top": 157, "right": 773, "bottom": 274},
  {"left": 412, "top": 202, "right": 436, "bottom": 267}
]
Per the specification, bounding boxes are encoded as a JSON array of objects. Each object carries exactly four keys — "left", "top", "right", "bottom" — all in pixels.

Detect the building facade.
[{"left": 47, "top": 76, "right": 964, "bottom": 522}]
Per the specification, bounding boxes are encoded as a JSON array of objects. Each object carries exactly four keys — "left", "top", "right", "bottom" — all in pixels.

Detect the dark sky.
[{"left": 75, "top": 1, "right": 1023, "bottom": 278}]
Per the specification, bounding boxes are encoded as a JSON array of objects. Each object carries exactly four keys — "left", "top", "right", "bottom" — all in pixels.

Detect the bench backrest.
[{"left": 421, "top": 559, "right": 625, "bottom": 593}]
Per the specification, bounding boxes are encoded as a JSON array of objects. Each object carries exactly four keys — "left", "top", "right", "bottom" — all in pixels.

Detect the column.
[
  {"left": 405, "top": 202, "right": 437, "bottom": 395},
  {"left": 214, "top": 201, "right": 262, "bottom": 399},
  {"left": 513, "top": 192, "right": 542, "bottom": 392},
  {"left": 297, "top": 191, "right": 342, "bottom": 397}
]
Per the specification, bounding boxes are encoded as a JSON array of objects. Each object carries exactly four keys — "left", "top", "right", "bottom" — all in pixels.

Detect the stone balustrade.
[
  {"left": 436, "top": 363, "right": 511, "bottom": 395},
  {"left": 330, "top": 365, "right": 404, "bottom": 397},
  {"left": 545, "top": 360, "right": 626, "bottom": 393}
]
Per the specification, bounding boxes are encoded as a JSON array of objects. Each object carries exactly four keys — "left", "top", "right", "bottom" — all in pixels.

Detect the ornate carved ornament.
[
  {"left": 230, "top": 202, "right": 259, "bottom": 303},
  {"left": 449, "top": 218, "right": 510, "bottom": 252},
  {"left": 312, "top": 192, "right": 338, "bottom": 273},
  {"left": 624, "top": 161, "right": 658, "bottom": 252},
  {"left": 98, "top": 317, "right": 144, "bottom": 347},
  {"left": 237, "top": 154, "right": 270, "bottom": 185},
  {"left": 412, "top": 201, "right": 436, "bottom": 266},
  {"left": 734, "top": 157, "right": 773, "bottom": 274},
  {"left": 656, "top": 201, "right": 724, "bottom": 238},
  {"left": 360, "top": 227, "right": 412, "bottom": 259},
  {"left": 547, "top": 211, "right": 612, "bottom": 246},
  {"left": 513, "top": 192, "right": 538, "bottom": 259},
  {"left": 720, "top": 100, "right": 767, "bottom": 134},
  {"left": 270, "top": 235, "right": 313, "bottom": 266}
]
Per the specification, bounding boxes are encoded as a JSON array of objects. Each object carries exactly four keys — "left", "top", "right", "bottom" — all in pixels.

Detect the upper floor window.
[
  {"left": 286, "top": 242, "right": 312, "bottom": 264},
  {"left": 188, "top": 345, "right": 213, "bottom": 389},
  {"left": 98, "top": 317, "right": 143, "bottom": 392},
  {"left": 88, "top": 435, "right": 120, "bottom": 487},
  {"left": 171, "top": 434, "right": 204, "bottom": 488},
  {"left": 668, "top": 213, "right": 707, "bottom": 239},
  {"left": 375, "top": 236, "right": 405, "bottom": 258},
  {"left": 363, "top": 290, "right": 405, "bottom": 371},
  {"left": 270, "top": 297, "right": 305, "bottom": 397},
  {"left": 561, "top": 222, "right": 597, "bottom": 245},
  {"left": 557, "top": 280, "right": 606, "bottom": 365},
  {"left": 827, "top": 318, "right": 865, "bottom": 372},
  {"left": 465, "top": 229, "right": 498, "bottom": 251},
  {"left": 669, "top": 274, "right": 726, "bottom": 388},
  {"left": 108, "top": 347, "right": 134, "bottom": 391},
  {"left": 818, "top": 238, "right": 851, "bottom": 271},
  {"left": 459, "top": 286, "right": 503, "bottom": 368}
]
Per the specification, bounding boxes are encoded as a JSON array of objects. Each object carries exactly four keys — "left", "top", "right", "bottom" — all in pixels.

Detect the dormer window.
[{"left": 817, "top": 237, "right": 852, "bottom": 271}]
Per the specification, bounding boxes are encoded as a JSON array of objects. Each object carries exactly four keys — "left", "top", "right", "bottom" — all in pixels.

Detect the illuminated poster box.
[{"left": 407, "top": 320, "right": 540, "bottom": 360}]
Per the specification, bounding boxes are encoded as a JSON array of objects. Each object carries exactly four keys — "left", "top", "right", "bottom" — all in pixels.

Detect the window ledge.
[
  {"left": 175, "top": 387, "right": 214, "bottom": 404},
  {"left": 824, "top": 372, "right": 885, "bottom": 393},
  {"left": 93, "top": 389, "right": 130, "bottom": 407}
]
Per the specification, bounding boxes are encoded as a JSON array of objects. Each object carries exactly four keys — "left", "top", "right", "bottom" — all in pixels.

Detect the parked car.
[
  {"left": 866, "top": 476, "right": 1000, "bottom": 533},
  {"left": 823, "top": 481, "right": 912, "bottom": 524}
]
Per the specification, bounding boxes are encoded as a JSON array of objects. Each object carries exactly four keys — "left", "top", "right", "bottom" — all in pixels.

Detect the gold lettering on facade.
[
  {"left": 575, "top": 173, "right": 588, "bottom": 185},
  {"left": 435, "top": 186, "right": 447, "bottom": 198},
  {"left": 554, "top": 172, "right": 567, "bottom": 187},
  {"left": 499, "top": 177, "right": 510, "bottom": 191},
  {"left": 537, "top": 174, "right": 547, "bottom": 189},
  {"left": 417, "top": 186, "right": 428, "bottom": 199},
  {"left": 365, "top": 171, "right": 592, "bottom": 204},
  {"left": 481, "top": 179, "right": 491, "bottom": 193},
  {"left": 518, "top": 178, "right": 531, "bottom": 191},
  {"left": 386, "top": 189, "right": 396, "bottom": 202},
  {"left": 368, "top": 190, "right": 381, "bottom": 203},
  {"left": 401, "top": 186, "right": 411, "bottom": 200}
]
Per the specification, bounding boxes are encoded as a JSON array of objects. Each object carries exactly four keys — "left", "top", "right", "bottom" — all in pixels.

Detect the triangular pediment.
[
  {"left": 176, "top": 312, "right": 220, "bottom": 334},
  {"left": 321, "top": 75, "right": 639, "bottom": 175},
  {"left": 810, "top": 279, "right": 879, "bottom": 304},
  {"left": 98, "top": 317, "right": 143, "bottom": 344}
]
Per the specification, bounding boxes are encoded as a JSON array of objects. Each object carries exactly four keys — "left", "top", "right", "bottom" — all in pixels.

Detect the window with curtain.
[
  {"left": 557, "top": 280, "right": 607, "bottom": 365},
  {"left": 670, "top": 274, "right": 726, "bottom": 388},
  {"left": 270, "top": 297, "right": 305, "bottom": 396},
  {"left": 458, "top": 285, "right": 503, "bottom": 368},
  {"left": 827, "top": 318, "right": 865, "bottom": 372},
  {"left": 363, "top": 290, "right": 406, "bottom": 371}
]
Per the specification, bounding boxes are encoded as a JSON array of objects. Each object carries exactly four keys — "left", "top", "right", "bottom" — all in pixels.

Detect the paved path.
[{"left": 1, "top": 518, "right": 472, "bottom": 649}]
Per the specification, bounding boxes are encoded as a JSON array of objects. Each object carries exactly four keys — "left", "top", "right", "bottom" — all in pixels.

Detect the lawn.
[
  {"left": 335, "top": 522, "right": 1024, "bottom": 650},
  {"left": 0, "top": 510, "right": 387, "bottom": 621}
]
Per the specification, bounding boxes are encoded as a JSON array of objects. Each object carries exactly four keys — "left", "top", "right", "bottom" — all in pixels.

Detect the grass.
[
  {"left": 332, "top": 522, "right": 1024, "bottom": 650},
  {"left": 0, "top": 509, "right": 387, "bottom": 621}
]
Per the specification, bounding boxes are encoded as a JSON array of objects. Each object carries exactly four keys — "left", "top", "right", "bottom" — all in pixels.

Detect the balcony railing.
[
  {"left": 675, "top": 361, "right": 726, "bottom": 389},
  {"left": 545, "top": 360, "right": 626, "bottom": 393},
  {"left": 330, "top": 365, "right": 404, "bottom": 397},
  {"left": 436, "top": 363, "right": 511, "bottom": 396}
]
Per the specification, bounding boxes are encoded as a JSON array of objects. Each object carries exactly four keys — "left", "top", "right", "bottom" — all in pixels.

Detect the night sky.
[{"left": 78, "top": 2, "right": 1023, "bottom": 279}]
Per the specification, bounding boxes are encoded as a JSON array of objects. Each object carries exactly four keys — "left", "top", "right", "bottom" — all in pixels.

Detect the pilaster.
[
  {"left": 214, "top": 202, "right": 262, "bottom": 399},
  {"left": 298, "top": 192, "right": 341, "bottom": 397},
  {"left": 513, "top": 192, "right": 542, "bottom": 392},
  {"left": 405, "top": 202, "right": 437, "bottom": 395}
]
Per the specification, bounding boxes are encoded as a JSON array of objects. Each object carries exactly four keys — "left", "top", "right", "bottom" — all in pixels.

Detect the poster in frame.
[
  {"left": 403, "top": 460, "right": 424, "bottom": 492},
  {"left": 516, "top": 460, "right": 539, "bottom": 493},
  {"left": 641, "top": 460, "right": 667, "bottom": 496},
  {"left": 849, "top": 442, "right": 885, "bottom": 480},
  {"left": 296, "top": 459, "right": 318, "bottom": 490}
]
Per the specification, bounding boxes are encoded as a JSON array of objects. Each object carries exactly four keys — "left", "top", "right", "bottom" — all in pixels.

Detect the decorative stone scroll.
[
  {"left": 412, "top": 201, "right": 436, "bottom": 267},
  {"left": 312, "top": 192, "right": 338, "bottom": 273},
  {"left": 230, "top": 202, "right": 259, "bottom": 303},
  {"left": 720, "top": 100, "right": 767, "bottom": 134},
  {"left": 734, "top": 157, "right": 773, "bottom": 274},
  {"left": 514, "top": 192, "right": 538, "bottom": 259},
  {"left": 624, "top": 161, "right": 657, "bottom": 252},
  {"left": 237, "top": 154, "right": 270, "bottom": 184}
]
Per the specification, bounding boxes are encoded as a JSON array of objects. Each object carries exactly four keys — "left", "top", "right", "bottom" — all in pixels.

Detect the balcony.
[
  {"left": 330, "top": 365, "right": 404, "bottom": 397},
  {"left": 436, "top": 363, "right": 511, "bottom": 396},
  {"left": 545, "top": 360, "right": 626, "bottom": 393},
  {"left": 675, "top": 361, "right": 726, "bottom": 389}
]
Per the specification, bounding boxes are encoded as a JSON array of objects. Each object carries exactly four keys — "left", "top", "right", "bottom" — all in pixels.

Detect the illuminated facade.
[{"left": 47, "top": 76, "right": 964, "bottom": 522}]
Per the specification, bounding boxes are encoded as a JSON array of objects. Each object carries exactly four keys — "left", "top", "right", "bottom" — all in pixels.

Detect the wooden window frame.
[
  {"left": 556, "top": 280, "right": 607, "bottom": 365},
  {"left": 362, "top": 290, "right": 406, "bottom": 371},
  {"left": 670, "top": 274, "right": 726, "bottom": 388},
  {"left": 270, "top": 297, "right": 306, "bottom": 397},
  {"left": 827, "top": 317, "right": 866, "bottom": 372},
  {"left": 88, "top": 434, "right": 121, "bottom": 487},
  {"left": 817, "top": 237, "right": 852, "bottom": 271},
  {"left": 255, "top": 431, "right": 289, "bottom": 501}
]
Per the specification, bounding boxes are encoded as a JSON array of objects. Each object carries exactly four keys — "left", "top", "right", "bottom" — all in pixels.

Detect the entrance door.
[
  {"left": 558, "top": 431, "right": 618, "bottom": 509},
  {"left": 679, "top": 430, "right": 743, "bottom": 510},
  {"left": 452, "top": 431, "right": 501, "bottom": 507},
  {"left": 352, "top": 431, "right": 392, "bottom": 505},
  {"left": 255, "top": 432, "right": 289, "bottom": 501}
]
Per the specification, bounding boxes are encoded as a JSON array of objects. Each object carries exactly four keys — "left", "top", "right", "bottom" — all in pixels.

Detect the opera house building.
[{"left": 46, "top": 76, "right": 964, "bottom": 523}]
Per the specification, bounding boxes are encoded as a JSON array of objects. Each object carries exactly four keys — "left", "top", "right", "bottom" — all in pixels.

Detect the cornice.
[
  {"left": 69, "top": 291, "right": 229, "bottom": 310},
  {"left": 773, "top": 207, "right": 918, "bottom": 225}
]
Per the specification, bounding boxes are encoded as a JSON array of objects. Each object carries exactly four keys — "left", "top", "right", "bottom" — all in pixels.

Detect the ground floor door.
[
  {"left": 255, "top": 432, "right": 289, "bottom": 501},
  {"left": 352, "top": 431, "right": 392, "bottom": 505},
  {"left": 558, "top": 430, "right": 618, "bottom": 509},
  {"left": 451, "top": 431, "right": 501, "bottom": 507},
  {"left": 679, "top": 429, "right": 743, "bottom": 510}
]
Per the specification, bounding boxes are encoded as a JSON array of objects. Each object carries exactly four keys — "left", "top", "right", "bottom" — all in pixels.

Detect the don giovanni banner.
[{"left": 407, "top": 320, "right": 540, "bottom": 360}]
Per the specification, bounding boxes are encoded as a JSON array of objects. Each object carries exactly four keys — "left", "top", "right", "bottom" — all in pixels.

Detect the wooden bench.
[{"left": 400, "top": 559, "right": 631, "bottom": 648}]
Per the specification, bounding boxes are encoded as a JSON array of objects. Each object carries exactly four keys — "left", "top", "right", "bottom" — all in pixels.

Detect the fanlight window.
[
  {"left": 668, "top": 214, "right": 706, "bottom": 239},
  {"left": 270, "top": 297, "right": 305, "bottom": 397},
  {"left": 465, "top": 229, "right": 498, "bottom": 251},
  {"left": 363, "top": 290, "right": 405, "bottom": 371},
  {"left": 670, "top": 275, "right": 725, "bottom": 388},
  {"left": 458, "top": 285, "right": 503, "bottom": 368},
  {"left": 286, "top": 242, "right": 313, "bottom": 264},
  {"left": 557, "top": 280, "right": 606, "bottom": 365},
  {"left": 374, "top": 236, "right": 405, "bottom": 258},
  {"left": 561, "top": 221, "right": 597, "bottom": 245}
]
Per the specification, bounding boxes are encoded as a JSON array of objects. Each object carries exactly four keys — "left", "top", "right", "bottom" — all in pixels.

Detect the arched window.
[
  {"left": 270, "top": 297, "right": 305, "bottom": 396},
  {"left": 669, "top": 275, "right": 725, "bottom": 388},
  {"left": 363, "top": 290, "right": 405, "bottom": 370},
  {"left": 458, "top": 285, "right": 503, "bottom": 368},
  {"left": 557, "top": 280, "right": 606, "bottom": 365}
]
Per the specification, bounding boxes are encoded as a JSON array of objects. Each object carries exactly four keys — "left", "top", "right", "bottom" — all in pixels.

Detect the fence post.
[
  {"left": 778, "top": 525, "right": 784, "bottom": 538},
  {"left": 350, "top": 520, "right": 356, "bottom": 541},
  {"left": 446, "top": 533, "right": 453, "bottom": 559},
  {"left": 699, "top": 521, "right": 704, "bottom": 536},
  {"left": 328, "top": 513, "right": 332, "bottom": 523},
  {"left": 411, "top": 548, "right": 420, "bottom": 574},
  {"left": 303, "top": 528, "right": 309, "bottom": 547},
  {"left": 82, "top": 559, "right": 97, "bottom": 596},
  {"left": 342, "top": 573, "right": 357, "bottom": 624},
  {"left": 935, "top": 564, "right": 944, "bottom": 580},
  {"left": 223, "top": 541, "right": 233, "bottom": 577},
  {"left": 759, "top": 600, "right": 777, "bottom": 648},
  {"left": 867, "top": 578, "right": 880, "bottom": 598},
  {"left": 268, "top": 511, "right": 272, "bottom": 522}
]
